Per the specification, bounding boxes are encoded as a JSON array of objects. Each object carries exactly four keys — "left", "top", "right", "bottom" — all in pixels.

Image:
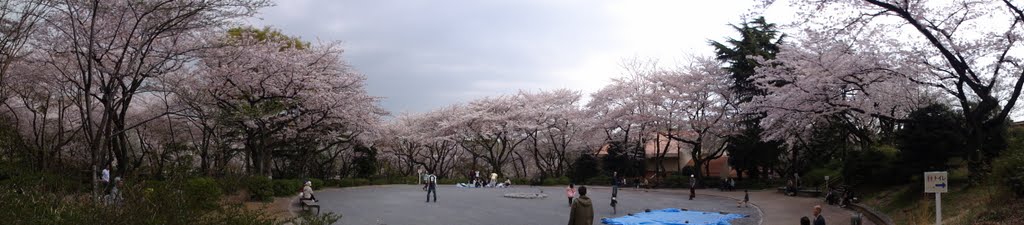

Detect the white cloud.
[{"left": 251, "top": 0, "right": 791, "bottom": 113}]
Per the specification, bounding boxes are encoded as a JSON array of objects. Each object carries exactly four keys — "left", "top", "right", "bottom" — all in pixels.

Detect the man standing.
[
  {"left": 568, "top": 186, "right": 593, "bottom": 225},
  {"left": 611, "top": 171, "right": 620, "bottom": 197},
  {"left": 813, "top": 205, "right": 826, "bottom": 225},
  {"left": 425, "top": 170, "right": 437, "bottom": 202},
  {"left": 688, "top": 175, "right": 696, "bottom": 200},
  {"left": 100, "top": 165, "right": 111, "bottom": 194}
]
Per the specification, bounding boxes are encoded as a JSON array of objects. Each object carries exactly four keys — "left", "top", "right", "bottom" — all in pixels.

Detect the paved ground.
[
  {"left": 314, "top": 185, "right": 760, "bottom": 225},
  {"left": 667, "top": 188, "right": 875, "bottom": 225}
]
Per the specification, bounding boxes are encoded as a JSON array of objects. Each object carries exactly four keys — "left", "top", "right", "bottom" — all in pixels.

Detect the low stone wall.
[{"left": 848, "top": 203, "right": 896, "bottom": 225}]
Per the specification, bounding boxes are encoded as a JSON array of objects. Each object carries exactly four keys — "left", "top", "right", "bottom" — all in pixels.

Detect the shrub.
[
  {"left": 308, "top": 178, "right": 324, "bottom": 190},
  {"left": 437, "top": 178, "right": 459, "bottom": 185},
  {"left": 243, "top": 176, "right": 274, "bottom": 201},
  {"left": 216, "top": 175, "right": 246, "bottom": 194},
  {"left": 993, "top": 147, "right": 1024, "bottom": 197},
  {"left": 271, "top": 179, "right": 303, "bottom": 197},
  {"left": 324, "top": 179, "right": 341, "bottom": 187},
  {"left": 662, "top": 175, "right": 689, "bottom": 188},
  {"left": 511, "top": 178, "right": 530, "bottom": 185},
  {"left": 351, "top": 178, "right": 371, "bottom": 186},
  {"left": 0, "top": 162, "right": 80, "bottom": 193},
  {"left": 585, "top": 175, "right": 611, "bottom": 186},
  {"left": 0, "top": 182, "right": 276, "bottom": 225},
  {"left": 285, "top": 212, "right": 343, "bottom": 225},
  {"left": 802, "top": 168, "right": 839, "bottom": 188},
  {"left": 541, "top": 176, "right": 571, "bottom": 186},
  {"left": 184, "top": 177, "right": 222, "bottom": 210}
]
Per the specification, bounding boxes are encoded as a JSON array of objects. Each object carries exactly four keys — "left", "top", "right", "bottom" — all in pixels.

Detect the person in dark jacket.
[
  {"left": 688, "top": 175, "right": 696, "bottom": 200},
  {"left": 568, "top": 186, "right": 593, "bottom": 225},
  {"left": 813, "top": 205, "right": 826, "bottom": 225},
  {"left": 425, "top": 170, "right": 437, "bottom": 202}
]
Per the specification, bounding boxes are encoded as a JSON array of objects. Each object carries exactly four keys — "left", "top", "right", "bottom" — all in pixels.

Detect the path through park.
[{"left": 305, "top": 185, "right": 868, "bottom": 225}]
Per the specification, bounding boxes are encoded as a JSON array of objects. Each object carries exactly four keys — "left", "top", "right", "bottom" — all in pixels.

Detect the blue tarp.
[{"left": 601, "top": 208, "right": 744, "bottom": 225}]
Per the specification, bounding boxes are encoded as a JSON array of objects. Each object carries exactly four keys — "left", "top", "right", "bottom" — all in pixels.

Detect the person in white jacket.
[{"left": 300, "top": 181, "right": 317, "bottom": 202}]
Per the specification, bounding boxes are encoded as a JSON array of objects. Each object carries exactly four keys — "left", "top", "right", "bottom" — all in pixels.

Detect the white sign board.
[{"left": 924, "top": 171, "right": 948, "bottom": 193}]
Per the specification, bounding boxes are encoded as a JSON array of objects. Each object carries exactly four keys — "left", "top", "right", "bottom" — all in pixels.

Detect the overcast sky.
[{"left": 250, "top": 0, "right": 794, "bottom": 114}]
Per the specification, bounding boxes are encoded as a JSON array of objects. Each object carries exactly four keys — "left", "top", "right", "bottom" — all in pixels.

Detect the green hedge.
[
  {"left": 216, "top": 175, "right": 247, "bottom": 195},
  {"left": 271, "top": 179, "right": 303, "bottom": 197},
  {"left": 243, "top": 176, "right": 274, "bottom": 201},
  {"left": 511, "top": 178, "right": 530, "bottom": 185},
  {"left": 0, "top": 181, "right": 275, "bottom": 225},
  {"left": 585, "top": 175, "right": 611, "bottom": 186},
  {"left": 994, "top": 147, "right": 1024, "bottom": 196},
  {"left": 184, "top": 177, "right": 223, "bottom": 210},
  {"left": 542, "top": 176, "right": 571, "bottom": 186}
]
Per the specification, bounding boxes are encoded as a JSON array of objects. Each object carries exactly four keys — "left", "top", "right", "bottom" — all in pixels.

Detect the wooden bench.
[{"left": 300, "top": 200, "right": 320, "bottom": 215}]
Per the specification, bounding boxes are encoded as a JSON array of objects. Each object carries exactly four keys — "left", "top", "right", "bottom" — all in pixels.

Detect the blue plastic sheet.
[{"left": 601, "top": 208, "right": 744, "bottom": 225}]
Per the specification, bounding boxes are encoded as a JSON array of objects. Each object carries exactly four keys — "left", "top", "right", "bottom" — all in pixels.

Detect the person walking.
[
  {"left": 425, "top": 171, "right": 437, "bottom": 202},
  {"left": 737, "top": 189, "right": 749, "bottom": 207},
  {"left": 813, "top": 205, "right": 826, "bottom": 225},
  {"left": 688, "top": 175, "right": 696, "bottom": 200},
  {"left": 567, "top": 186, "right": 593, "bottom": 225},
  {"left": 565, "top": 184, "right": 576, "bottom": 206}
]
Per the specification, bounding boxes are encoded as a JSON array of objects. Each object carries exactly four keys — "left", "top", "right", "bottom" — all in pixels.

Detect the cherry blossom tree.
[
  {"left": 1, "top": 49, "right": 81, "bottom": 170},
  {"left": 751, "top": 32, "right": 934, "bottom": 147},
  {"left": 191, "top": 31, "right": 384, "bottom": 177},
  {"left": 33, "top": 0, "right": 270, "bottom": 197},
  {"left": 760, "top": 0, "right": 1020, "bottom": 178},
  {"left": 587, "top": 58, "right": 660, "bottom": 177},
  {"left": 0, "top": 0, "right": 46, "bottom": 102},
  {"left": 649, "top": 57, "right": 738, "bottom": 182},
  {"left": 381, "top": 106, "right": 466, "bottom": 178},
  {"left": 448, "top": 95, "right": 530, "bottom": 178},
  {"left": 516, "top": 89, "right": 595, "bottom": 178}
]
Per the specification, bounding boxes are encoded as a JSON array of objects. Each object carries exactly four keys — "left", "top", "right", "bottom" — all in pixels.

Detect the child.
[
  {"left": 738, "top": 189, "right": 749, "bottom": 207},
  {"left": 566, "top": 184, "right": 576, "bottom": 206}
]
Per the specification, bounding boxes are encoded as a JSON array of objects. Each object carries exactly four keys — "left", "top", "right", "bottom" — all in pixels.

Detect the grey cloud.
[{"left": 254, "top": 0, "right": 617, "bottom": 113}]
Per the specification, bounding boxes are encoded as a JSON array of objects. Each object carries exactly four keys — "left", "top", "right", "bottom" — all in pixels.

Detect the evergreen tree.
[
  {"left": 896, "top": 104, "right": 966, "bottom": 176},
  {"left": 710, "top": 17, "right": 785, "bottom": 180},
  {"left": 352, "top": 145, "right": 379, "bottom": 179}
]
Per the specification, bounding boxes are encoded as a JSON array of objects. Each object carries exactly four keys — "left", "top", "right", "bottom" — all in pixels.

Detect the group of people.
[
  {"left": 455, "top": 170, "right": 511, "bottom": 188},
  {"left": 720, "top": 178, "right": 737, "bottom": 191},
  {"left": 99, "top": 165, "right": 125, "bottom": 205}
]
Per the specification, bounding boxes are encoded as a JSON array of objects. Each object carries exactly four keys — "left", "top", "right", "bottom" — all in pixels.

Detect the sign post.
[{"left": 924, "top": 171, "right": 948, "bottom": 225}]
